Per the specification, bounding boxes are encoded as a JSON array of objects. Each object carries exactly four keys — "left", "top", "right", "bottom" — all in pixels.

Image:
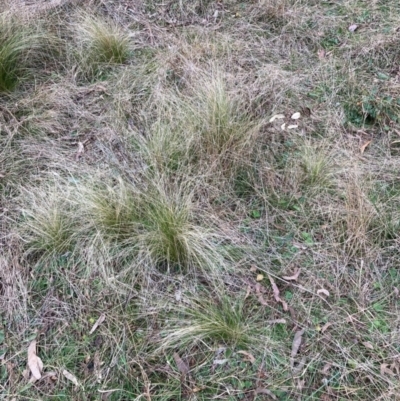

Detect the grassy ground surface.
[{"left": 2, "top": 0, "right": 400, "bottom": 400}]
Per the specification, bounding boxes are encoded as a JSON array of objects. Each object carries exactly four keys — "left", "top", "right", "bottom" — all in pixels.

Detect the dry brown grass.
[{"left": 3, "top": 1, "right": 400, "bottom": 400}]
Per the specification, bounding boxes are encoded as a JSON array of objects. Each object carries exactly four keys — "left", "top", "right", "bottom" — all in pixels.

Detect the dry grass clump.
[
  {"left": 16, "top": 176, "right": 226, "bottom": 276},
  {"left": 140, "top": 70, "right": 262, "bottom": 184},
  {"left": 0, "top": 14, "right": 57, "bottom": 92},
  {"left": 154, "top": 291, "right": 277, "bottom": 352},
  {"left": 82, "top": 177, "right": 224, "bottom": 272},
  {"left": 19, "top": 185, "right": 78, "bottom": 263},
  {"left": 73, "top": 12, "right": 131, "bottom": 79}
]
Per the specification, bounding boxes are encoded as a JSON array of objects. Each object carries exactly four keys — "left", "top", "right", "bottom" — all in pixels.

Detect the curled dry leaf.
[
  {"left": 173, "top": 353, "right": 189, "bottom": 375},
  {"left": 63, "top": 369, "right": 79, "bottom": 386},
  {"left": 290, "top": 329, "right": 305, "bottom": 369},
  {"left": 362, "top": 341, "right": 374, "bottom": 350},
  {"left": 291, "top": 112, "right": 301, "bottom": 120},
  {"left": 348, "top": 24, "right": 359, "bottom": 32},
  {"left": 237, "top": 350, "right": 256, "bottom": 364},
  {"left": 269, "top": 114, "right": 285, "bottom": 123},
  {"left": 360, "top": 140, "right": 372, "bottom": 154},
  {"left": 283, "top": 268, "right": 301, "bottom": 281},
  {"left": 321, "top": 322, "right": 332, "bottom": 333},
  {"left": 317, "top": 289, "right": 330, "bottom": 297},
  {"left": 89, "top": 313, "right": 106, "bottom": 335},
  {"left": 255, "top": 388, "right": 277, "bottom": 400},
  {"left": 255, "top": 283, "right": 269, "bottom": 306},
  {"left": 380, "top": 363, "right": 395, "bottom": 377},
  {"left": 268, "top": 275, "right": 288, "bottom": 311},
  {"left": 27, "top": 340, "right": 43, "bottom": 381}
]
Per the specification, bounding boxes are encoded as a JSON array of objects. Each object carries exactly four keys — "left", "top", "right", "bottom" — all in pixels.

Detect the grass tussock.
[
  {"left": 73, "top": 12, "right": 131, "bottom": 79},
  {"left": 83, "top": 178, "right": 219, "bottom": 271},
  {"left": 0, "top": 14, "right": 56, "bottom": 92},
  {"left": 4, "top": 1, "right": 400, "bottom": 400}
]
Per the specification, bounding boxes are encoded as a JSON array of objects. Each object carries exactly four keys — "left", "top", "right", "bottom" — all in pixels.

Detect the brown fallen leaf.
[
  {"left": 255, "top": 283, "right": 269, "bottom": 306},
  {"left": 317, "top": 289, "right": 330, "bottom": 297},
  {"left": 282, "top": 268, "right": 301, "bottom": 281},
  {"left": 360, "top": 140, "right": 371, "bottom": 154},
  {"left": 348, "top": 24, "right": 359, "bottom": 32},
  {"left": 27, "top": 340, "right": 43, "bottom": 381},
  {"left": 269, "top": 114, "right": 285, "bottom": 123},
  {"left": 237, "top": 350, "right": 256, "bottom": 364},
  {"left": 268, "top": 275, "right": 288, "bottom": 311},
  {"left": 321, "top": 322, "right": 332, "bottom": 333},
  {"left": 63, "top": 369, "right": 79, "bottom": 386},
  {"left": 362, "top": 341, "right": 374, "bottom": 350},
  {"left": 290, "top": 329, "right": 305, "bottom": 369},
  {"left": 254, "top": 388, "right": 277, "bottom": 400},
  {"left": 173, "top": 352, "right": 189, "bottom": 375},
  {"left": 380, "top": 363, "right": 395, "bottom": 377},
  {"left": 89, "top": 313, "right": 106, "bottom": 335}
]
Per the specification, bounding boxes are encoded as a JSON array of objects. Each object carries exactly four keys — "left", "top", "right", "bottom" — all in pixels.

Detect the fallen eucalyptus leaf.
[
  {"left": 173, "top": 353, "right": 189, "bottom": 375},
  {"left": 237, "top": 350, "right": 256, "bottom": 363},
  {"left": 63, "top": 369, "right": 79, "bottom": 386},
  {"left": 269, "top": 114, "right": 285, "bottom": 123},
  {"left": 317, "top": 289, "right": 330, "bottom": 297},
  {"left": 283, "top": 269, "right": 301, "bottom": 281},
  {"left": 290, "top": 329, "right": 305, "bottom": 368},
  {"left": 268, "top": 275, "right": 288, "bottom": 311},
  {"left": 348, "top": 24, "right": 359, "bottom": 32},
  {"left": 27, "top": 340, "right": 43, "bottom": 381}
]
